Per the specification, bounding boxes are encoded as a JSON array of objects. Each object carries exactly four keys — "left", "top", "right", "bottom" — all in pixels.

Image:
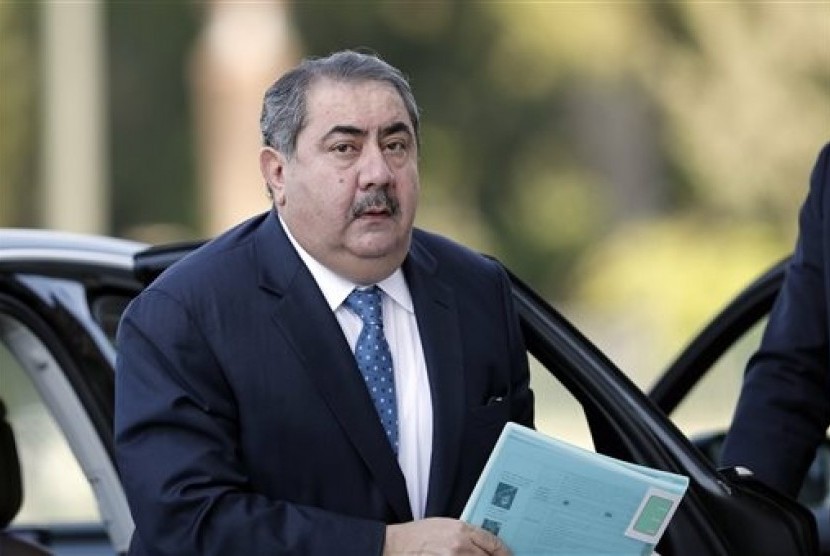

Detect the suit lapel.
[
  {"left": 404, "top": 239, "right": 466, "bottom": 517},
  {"left": 253, "top": 213, "right": 412, "bottom": 522}
]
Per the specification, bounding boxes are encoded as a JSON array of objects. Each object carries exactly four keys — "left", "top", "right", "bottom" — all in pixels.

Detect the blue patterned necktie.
[{"left": 344, "top": 286, "right": 399, "bottom": 454}]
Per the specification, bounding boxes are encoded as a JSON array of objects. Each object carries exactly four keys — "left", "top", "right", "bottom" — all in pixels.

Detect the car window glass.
[
  {"left": 90, "top": 293, "right": 132, "bottom": 345},
  {"left": 529, "top": 354, "right": 594, "bottom": 451},
  {"left": 1, "top": 335, "right": 100, "bottom": 525},
  {"left": 669, "top": 318, "right": 767, "bottom": 439}
]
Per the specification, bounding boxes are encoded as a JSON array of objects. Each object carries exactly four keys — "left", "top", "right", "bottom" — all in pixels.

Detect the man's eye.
[
  {"left": 385, "top": 141, "right": 407, "bottom": 153},
  {"left": 333, "top": 143, "right": 357, "bottom": 154}
]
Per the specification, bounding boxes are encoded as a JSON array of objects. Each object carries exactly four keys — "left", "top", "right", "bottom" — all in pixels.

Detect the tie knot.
[{"left": 344, "top": 286, "right": 384, "bottom": 325}]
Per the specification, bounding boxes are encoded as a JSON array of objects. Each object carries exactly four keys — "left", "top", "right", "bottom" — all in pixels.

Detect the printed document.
[{"left": 461, "top": 423, "right": 689, "bottom": 555}]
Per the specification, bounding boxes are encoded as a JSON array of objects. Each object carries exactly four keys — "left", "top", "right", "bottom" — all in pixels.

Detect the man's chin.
[{"left": 349, "top": 233, "right": 408, "bottom": 260}]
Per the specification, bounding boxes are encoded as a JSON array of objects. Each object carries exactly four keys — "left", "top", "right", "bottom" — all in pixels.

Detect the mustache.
[{"left": 351, "top": 188, "right": 400, "bottom": 218}]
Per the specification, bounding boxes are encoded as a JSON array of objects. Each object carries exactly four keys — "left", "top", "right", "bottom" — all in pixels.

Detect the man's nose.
[{"left": 358, "top": 145, "right": 394, "bottom": 190}]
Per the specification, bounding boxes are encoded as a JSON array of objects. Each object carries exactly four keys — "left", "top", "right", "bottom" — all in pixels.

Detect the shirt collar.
[{"left": 278, "top": 215, "right": 414, "bottom": 313}]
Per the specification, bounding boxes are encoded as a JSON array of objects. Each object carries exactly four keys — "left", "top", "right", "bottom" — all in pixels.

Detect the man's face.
[{"left": 261, "top": 78, "right": 419, "bottom": 284}]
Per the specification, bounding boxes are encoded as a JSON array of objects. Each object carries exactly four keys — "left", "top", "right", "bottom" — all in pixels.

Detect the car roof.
[{"left": 0, "top": 228, "right": 147, "bottom": 271}]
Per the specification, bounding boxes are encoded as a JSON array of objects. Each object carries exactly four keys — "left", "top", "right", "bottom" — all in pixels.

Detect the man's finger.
[{"left": 469, "top": 527, "right": 510, "bottom": 555}]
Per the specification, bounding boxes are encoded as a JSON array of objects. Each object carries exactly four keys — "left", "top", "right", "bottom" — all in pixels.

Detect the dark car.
[{"left": 0, "top": 228, "right": 822, "bottom": 555}]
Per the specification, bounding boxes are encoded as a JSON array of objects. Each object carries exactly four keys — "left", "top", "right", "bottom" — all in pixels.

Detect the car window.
[
  {"left": 529, "top": 354, "right": 594, "bottom": 451},
  {"left": 667, "top": 318, "right": 766, "bottom": 440},
  {"left": 1, "top": 340, "right": 100, "bottom": 526},
  {"left": 90, "top": 293, "right": 132, "bottom": 346}
]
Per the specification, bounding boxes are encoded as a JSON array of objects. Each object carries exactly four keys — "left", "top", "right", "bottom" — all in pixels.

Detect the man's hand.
[{"left": 384, "top": 517, "right": 512, "bottom": 555}]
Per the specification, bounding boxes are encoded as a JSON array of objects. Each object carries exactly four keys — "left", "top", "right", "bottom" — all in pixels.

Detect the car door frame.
[
  {"left": 648, "top": 257, "right": 787, "bottom": 415},
  {"left": 0, "top": 238, "right": 145, "bottom": 554},
  {"left": 508, "top": 262, "right": 817, "bottom": 556}
]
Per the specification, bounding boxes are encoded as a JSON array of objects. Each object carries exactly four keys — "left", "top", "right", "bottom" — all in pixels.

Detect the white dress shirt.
[{"left": 280, "top": 217, "right": 433, "bottom": 519}]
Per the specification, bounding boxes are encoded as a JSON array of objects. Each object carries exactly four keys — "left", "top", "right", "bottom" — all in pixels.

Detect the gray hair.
[{"left": 260, "top": 50, "right": 420, "bottom": 157}]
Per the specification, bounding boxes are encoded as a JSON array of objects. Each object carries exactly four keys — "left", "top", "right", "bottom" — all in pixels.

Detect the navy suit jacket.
[
  {"left": 722, "top": 142, "right": 830, "bottom": 497},
  {"left": 114, "top": 211, "right": 534, "bottom": 556}
]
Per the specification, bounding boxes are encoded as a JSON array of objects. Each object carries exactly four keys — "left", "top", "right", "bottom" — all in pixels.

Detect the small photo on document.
[{"left": 491, "top": 482, "right": 518, "bottom": 510}]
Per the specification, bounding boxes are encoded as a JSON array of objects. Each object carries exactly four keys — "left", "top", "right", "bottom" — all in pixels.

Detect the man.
[
  {"left": 114, "top": 50, "right": 534, "bottom": 555},
  {"left": 721, "top": 142, "right": 830, "bottom": 497}
]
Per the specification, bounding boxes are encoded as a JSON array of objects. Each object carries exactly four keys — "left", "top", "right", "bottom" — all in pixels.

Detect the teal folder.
[{"left": 461, "top": 423, "right": 689, "bottom": 555}]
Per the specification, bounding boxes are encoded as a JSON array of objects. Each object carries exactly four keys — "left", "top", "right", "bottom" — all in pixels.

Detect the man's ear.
[{"left": 259, "top": 147, "right": 287, "bottom": 205}]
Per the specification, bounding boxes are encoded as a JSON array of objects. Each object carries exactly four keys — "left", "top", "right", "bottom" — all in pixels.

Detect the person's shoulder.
[
  {"left": 412, "top": 228, "right": 489, "bottom": 259},
  {"left": 148, "top": 211, "right": 271, "bottom": 294},
  {"left": 410, "top": 228, "right": 504, "bottom": 276},
  {"left": 806, "top": 143, "right": 830, "bottom": 210},
  {"left": 815, "top": 142, "right": 830, "bottom": 177}
]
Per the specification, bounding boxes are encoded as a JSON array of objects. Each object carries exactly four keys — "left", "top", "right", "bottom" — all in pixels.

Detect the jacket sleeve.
[
  {"left": 114, "top": 289, "right": 386, "bottom": 556},
  {"left": 721, "top": 143, "right": 830, "bottom": 497}
]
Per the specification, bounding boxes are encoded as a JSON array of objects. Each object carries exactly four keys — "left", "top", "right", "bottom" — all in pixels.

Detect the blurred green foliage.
[{"left": 1, "top": 2, "right": 828, "bottom": 378}]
